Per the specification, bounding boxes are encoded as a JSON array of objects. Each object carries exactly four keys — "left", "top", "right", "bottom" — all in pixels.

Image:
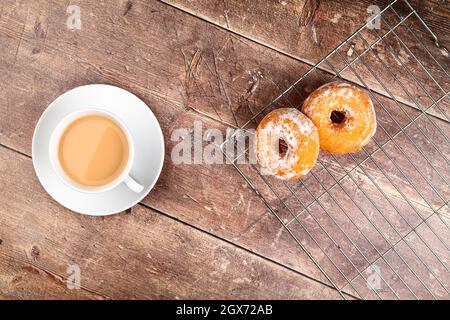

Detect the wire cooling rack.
[{"left": 219, "top": 0, "right": 449, "bottom": 299}]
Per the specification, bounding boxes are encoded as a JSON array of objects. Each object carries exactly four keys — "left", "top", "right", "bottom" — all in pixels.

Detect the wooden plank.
[
  {"left": 0, "top": 254, "right": 102, "bottom": 299},
  {"left": 162, "top": 0, "right": 450, "bottom": 120},
  {"left": 0, "top": 146, "right": 345, "bottom": 299},
  {"left": 161, "top": 0, "right": 449, "bottom": 60},
  {"left": 0, "top": 0, "right": 448, "bottom": 298}
]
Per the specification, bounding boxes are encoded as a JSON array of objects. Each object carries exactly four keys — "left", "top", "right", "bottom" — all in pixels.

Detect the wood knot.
[{"left": 31, "top": 245, "right": 41, "bottom": 259}]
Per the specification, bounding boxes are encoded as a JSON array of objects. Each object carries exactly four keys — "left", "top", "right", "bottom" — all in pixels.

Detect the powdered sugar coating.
[
  {"left": 255, "top": 108, "right": 319, "bottom": 180},
  {"left": 302, "top": 82, "right": 377, "bottom": 155}
]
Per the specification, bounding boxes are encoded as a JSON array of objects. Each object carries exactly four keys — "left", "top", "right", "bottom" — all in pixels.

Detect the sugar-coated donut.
[
  {"left": 254, "top": 108, "right": 319, "bottom": 180},
  {"left": 302, "top": 82, "right": 376, "bottom": 155}
]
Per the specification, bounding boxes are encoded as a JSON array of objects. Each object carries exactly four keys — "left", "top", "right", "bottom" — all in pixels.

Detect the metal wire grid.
[{"left": 219, "top": 0, "right": 449, "bottom": 300}]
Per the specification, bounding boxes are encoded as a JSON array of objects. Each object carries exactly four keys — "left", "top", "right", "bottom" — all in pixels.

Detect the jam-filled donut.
[
  {"left": 302, "top": 82, "right": 376, "bottom": 155},
  {"left": 254, "top": 108, "right": 319, "bottom": 180}
]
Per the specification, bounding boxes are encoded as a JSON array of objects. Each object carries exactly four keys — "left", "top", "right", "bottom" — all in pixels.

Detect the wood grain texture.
[
  {"left": 0, "top": 0, "right": 345, "bottom": 294},
  {"left": 0, "top": 0, "right": 448, "bottom": 299},
  {"left": 163, "top": 0, "right": 450, "bottom": 120},
  {"left": 162, "top": 0, "right": 449, "bottom": 60},
  {"left": 0, "top": 146, "right": 345, "bottom": 299}
]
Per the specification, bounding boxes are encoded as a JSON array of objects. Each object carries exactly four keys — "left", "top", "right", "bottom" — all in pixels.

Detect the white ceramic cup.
[{"left": 49, "top": 108, "right": 144, "bottom": 194}]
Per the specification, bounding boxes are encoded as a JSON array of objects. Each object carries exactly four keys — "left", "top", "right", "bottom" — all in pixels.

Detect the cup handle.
[{"left": 124, "top": 175, "right": 144, "bottom": 193}]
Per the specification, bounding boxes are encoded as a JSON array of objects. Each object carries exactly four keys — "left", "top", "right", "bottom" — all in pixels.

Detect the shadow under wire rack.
[{"left": 220, "top": 0, "right": 450, "bottom": 300}]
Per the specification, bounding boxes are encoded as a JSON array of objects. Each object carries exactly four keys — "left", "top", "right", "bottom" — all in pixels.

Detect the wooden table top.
[{"left": 0, "top": 0, "right": 448, "bottom": 299}]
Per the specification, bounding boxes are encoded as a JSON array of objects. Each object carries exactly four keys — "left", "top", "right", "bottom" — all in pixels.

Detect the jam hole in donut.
[
  {"left": 278, "top": 138, "right": 288, "bottom": 158},
  {"left": 330, "top": 110, "right": 346, "bottom": 125}
]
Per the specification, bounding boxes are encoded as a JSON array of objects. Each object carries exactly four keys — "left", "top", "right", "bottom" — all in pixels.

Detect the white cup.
[{"left": 49, "top": 108, "right": 144, "bottom": 194}]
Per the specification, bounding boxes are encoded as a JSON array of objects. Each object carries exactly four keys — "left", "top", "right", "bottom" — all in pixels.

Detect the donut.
[
  {"left": 254, "top": 108, "right": 319, "bottom": 180},
  {"left": 301, "top": 82, "right": 376, "bottom": 155}
]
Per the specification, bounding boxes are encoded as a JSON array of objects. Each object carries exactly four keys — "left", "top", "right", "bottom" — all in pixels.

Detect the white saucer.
[{"left": 32, "top": 84, "right": 165, "bottom": 216}]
